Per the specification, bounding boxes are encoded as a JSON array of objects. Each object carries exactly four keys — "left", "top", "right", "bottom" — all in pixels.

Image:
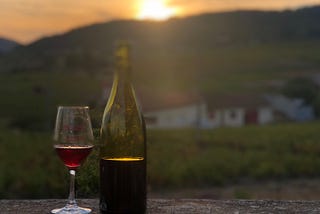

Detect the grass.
[
  {"left": 0, "top": 130, "right": 66, "bottom": 198},
  {"left": 2, "top": 122, "right": 320, "bottom": 199},
  {"left": 0, "top": 71, "right": 104, "bottom": 130},
  {"left": 133, "top": 40, "right": 320, "bottom": 94},
  {"left": 147, "top": 122, "right": 320, "bottom": 190},
  {"left": 1, "top": 39, "right": 320, "bottom": 199},
  {"left": 1, "top": 40, "right": 320, "bottom": 128}
]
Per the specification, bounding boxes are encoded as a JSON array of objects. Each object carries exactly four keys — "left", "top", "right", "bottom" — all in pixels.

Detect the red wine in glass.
[
  {"left": 51, "top": 106, "right": 94, "bottom": 214},
  {"left": 55, "top": 145, "right": 93, "bottom": 170}
]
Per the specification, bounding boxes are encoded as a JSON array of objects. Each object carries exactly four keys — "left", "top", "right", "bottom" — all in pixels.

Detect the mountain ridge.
[
  {"left": 0, "top": 37, "right": 20, "bottom": 54},
  {"left": 1, "top": 5, "right": 320, "bottom": 79}
]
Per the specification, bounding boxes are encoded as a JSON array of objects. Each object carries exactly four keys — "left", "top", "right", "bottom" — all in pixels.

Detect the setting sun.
[{"left": 137, "top": 0, "right": 179, "bottom": 21}]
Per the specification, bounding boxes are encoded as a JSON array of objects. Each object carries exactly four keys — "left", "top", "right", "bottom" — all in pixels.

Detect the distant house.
[
  {"left": 100, "top": 82, "right": 314, "bottom": 128},
  {"left": 202, "top": 94, "right": 274, "bottom": 128},
  {"left": 143, "top": 93, "right": 205, "bottom": 129},
  {"left": 143, "top": 93, "right": 274, "bottom": 129}
]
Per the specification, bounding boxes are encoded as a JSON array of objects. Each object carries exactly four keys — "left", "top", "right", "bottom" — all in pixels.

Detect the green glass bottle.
[{"left": 100, "top": 41, "right": 146, "bottom": 214}]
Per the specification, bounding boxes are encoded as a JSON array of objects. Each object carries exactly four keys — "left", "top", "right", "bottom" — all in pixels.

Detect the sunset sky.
[{"left": 1, "top": 0, "right": 320, "bottom": 44}]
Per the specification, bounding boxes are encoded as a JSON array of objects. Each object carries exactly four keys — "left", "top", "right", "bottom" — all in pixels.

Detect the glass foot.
[{"left": 51, "top": 204, "right": 91, "bottom": 214}]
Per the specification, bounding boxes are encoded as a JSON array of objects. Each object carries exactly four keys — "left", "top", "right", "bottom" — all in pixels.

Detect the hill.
[
  {"left": 1, "top": 6, "right": 320, "bottom": 73},
  {"left": 0, "top": 38, "right": 20, "bottom": 54},
  {"left": 0, "top": 6, "right": 320, "bottom": 130}
]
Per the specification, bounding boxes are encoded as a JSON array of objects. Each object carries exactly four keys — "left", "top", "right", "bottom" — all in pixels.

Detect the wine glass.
[{"left": 51, "top": 106, "right": 94, "bottom": 214}]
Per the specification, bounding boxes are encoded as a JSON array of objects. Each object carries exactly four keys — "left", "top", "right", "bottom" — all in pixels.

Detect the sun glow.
[{"left": 137, "top": 0, "right": 179, "bottom": 21}]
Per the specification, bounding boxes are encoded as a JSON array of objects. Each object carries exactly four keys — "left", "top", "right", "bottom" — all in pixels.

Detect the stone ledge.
[{"left": 1, "top": 199, "right": 320, "bottom": 213}]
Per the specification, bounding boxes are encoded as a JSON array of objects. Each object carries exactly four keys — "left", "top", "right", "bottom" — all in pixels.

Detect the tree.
[
  {"left": 282, "top": 77, "right": 319, "bottom": 105},
  {"left": 282, "top": 77, "right": 320, "bottom": 118}
]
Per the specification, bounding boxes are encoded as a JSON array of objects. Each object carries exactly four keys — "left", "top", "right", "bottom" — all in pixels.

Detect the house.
[
  {"left": 143, "top": 93, "right": 206, "bottom": 129},
  {"left": 202, "top": 94, "right": 274, "bottom": 128},
  {"left": 143, "top": 93, "right": 274, "bottom": 129},
  {"left": 100, "top": 82, "right": 314, "bottom": 129}
]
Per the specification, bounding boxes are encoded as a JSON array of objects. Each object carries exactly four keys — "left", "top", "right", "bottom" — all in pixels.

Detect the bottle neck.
[
  {"left": 114, "top": 65, "right": 131, "bottom": 87},
  {"left": 113, "top": 42, "right": 132, "bottom": 87}
]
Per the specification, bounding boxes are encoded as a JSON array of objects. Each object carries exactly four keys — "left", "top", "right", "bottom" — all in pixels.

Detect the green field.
[
  {"left": 1, "top": 40, "right": 320, "bottom": 130},
  {"left": 1, "top": 122, "right": 320, "bottom": 199},
  {"left": 0, "top": 71, "right": 104, "bottom": 131},
  {"left": 1, "top": 40, "right": 320, "bottom": 199}
]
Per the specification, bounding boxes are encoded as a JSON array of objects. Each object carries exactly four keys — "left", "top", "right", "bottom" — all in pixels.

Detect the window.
[
  {"left": 208, "top": 111, "right": 215, "bottom": 119},
  {"left": 229, "top": 109, "right": 237, "bottom": 119}
]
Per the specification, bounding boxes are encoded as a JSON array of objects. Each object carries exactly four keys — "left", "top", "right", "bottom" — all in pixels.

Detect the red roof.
[
  {"left": 206, "top": 94, "right": 270, "bottom": 110},
  {"left": 138, "top": 91, "right": 203, "bottom": 112}
]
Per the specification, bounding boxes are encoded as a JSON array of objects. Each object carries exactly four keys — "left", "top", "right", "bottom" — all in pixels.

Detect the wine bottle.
[{"left": 100, "top": 41, "right": 147, "bottom": 214}]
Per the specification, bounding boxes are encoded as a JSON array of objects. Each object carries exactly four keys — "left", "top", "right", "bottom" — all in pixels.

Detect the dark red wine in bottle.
[
  {"left": 100, "top": 158, "right": 146, "bottom": 214},
  {"left": 100, "top": 41, "right": 147, "bottom": 214}
]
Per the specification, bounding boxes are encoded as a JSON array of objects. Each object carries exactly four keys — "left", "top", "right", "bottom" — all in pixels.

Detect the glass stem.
[{"left": 68, "top": 169, "right": 77, "bottom": 206}]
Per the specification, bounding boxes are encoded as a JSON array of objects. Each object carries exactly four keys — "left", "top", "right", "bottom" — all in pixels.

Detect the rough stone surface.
[{"left": 1, "top": 199, "right": 320, "bottom": 213}]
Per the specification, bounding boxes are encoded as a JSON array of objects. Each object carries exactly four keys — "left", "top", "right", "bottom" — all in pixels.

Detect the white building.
[
  {"left": 143, "top": 93, "right": 274, "bottom": 129},
  {"left": 143, "top": 93, "right": 206, "bottom": 129},
  {"left": 202, "top": 94, "right": 274, "bottom": 128}
]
